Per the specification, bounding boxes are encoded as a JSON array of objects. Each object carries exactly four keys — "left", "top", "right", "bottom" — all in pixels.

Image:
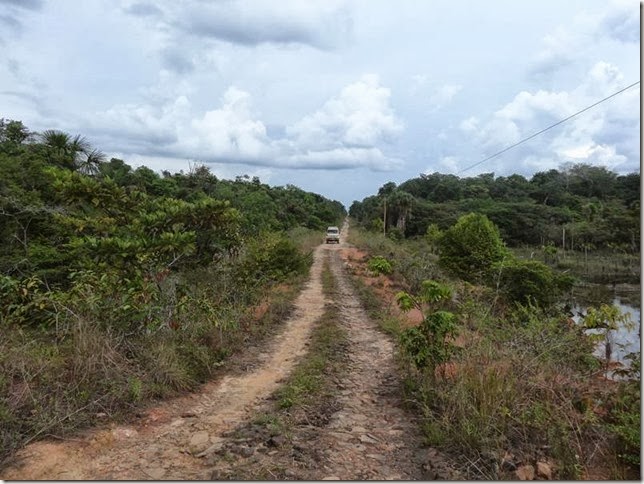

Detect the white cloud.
[
  {"left": 583, "top": 60, "right": 625, "bottom": 96},
  {"left": 459, "top": 116, "right": 479, "bottom": 133},
  {"left": 459, "top": 61, "right": 638, "bottom": 175},
  {"left": 530, "top": 0, "right": 639, "bottom": 76},
  {"left": 159, "top": 0, "right": 352, "bottom": 50},
  {"left": 531, "top": 26, "right": 583, "bottom": 75},
  {"left": 279, "top": 147, "right": 401, "bottom": 171},
  {"left": 92, "top": 75, "right": 403, "bottom": 171},
  {"left": 560, "top": 142, "right": 626, "bottom": 167},
  {"left": 180, "top": 87, "right": 272, "bottom": 162},
  {"left": 438, "top": 156, "right": 460, "bottom": 173},
  {"left": 496, "top": 90, "right": 572, "bottom": 122},
  {"left": 477, "top": 117, "right": 521, "bottom": 150},
  {"left": 600, "top": 0, "right": 639, "bottom": 43},
  {"left": 287, "top": 74, "right": 403, "bottom": 149},
  {"left": 92, "top": 95, "right": 191, "bottom": 147}
]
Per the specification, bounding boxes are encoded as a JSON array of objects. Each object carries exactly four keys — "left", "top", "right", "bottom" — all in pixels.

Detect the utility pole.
[
  {"left": 562, "top": 226, "right": 566, "bottom": 259},
  {"left": 383, "top": 197, "right": 387, "bottom": 237}
]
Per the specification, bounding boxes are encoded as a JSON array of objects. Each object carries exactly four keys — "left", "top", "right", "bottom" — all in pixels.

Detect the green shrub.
[
  {"left": 494, "top": 258, "right": 575, "bottom": 307},
  {"left": 242, "top": 232, "right": 311, "bottom": 283},
  {"left": 386, "top": 227, "right": 404, "bottom": 241},
  {"left": 438, "top": 213, "right": 508, "bottom": 282},
  {"left": 399, "top": 311, "right": 458, "bottom": 376},
  {"left": 367, "top": 255, "right": 393, "bottom": 275},
  {"left": 396, "top": 280, "right": 457, "bottom": 380}
]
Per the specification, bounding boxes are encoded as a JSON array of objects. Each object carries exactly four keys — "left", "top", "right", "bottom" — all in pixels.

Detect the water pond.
[{"left": 571, "top": 284, "right": 640, "bottom": 369}]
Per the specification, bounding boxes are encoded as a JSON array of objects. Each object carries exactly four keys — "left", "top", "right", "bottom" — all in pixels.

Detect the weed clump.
[{"left": 367, "top": 256, "right": 393, "bottom": 276}]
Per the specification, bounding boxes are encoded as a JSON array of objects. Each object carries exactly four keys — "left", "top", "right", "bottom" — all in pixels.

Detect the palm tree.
[
  {"left": 388, "top": 190, "right": 414, "bottom": 234},
  {"left": 40, "top": 130, "right": 102, "bottom": 174},
  {"left": 77, "top": 148, "right": 106, "bottom": 175}
]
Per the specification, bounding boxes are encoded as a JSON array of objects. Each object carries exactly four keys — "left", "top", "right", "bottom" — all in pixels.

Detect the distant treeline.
[{"left": 349, "top": 165, "right": 639, "bottom": 252}]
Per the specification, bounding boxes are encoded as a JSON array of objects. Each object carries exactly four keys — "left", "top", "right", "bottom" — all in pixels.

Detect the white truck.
[{"left": 325, "top": 226, "right": 340, "bottom": 244}]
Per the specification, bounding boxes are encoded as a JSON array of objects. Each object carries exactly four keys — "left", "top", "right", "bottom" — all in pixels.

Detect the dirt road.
[{"left": 2, "top": 221, "right": 445, "bottom": 480}]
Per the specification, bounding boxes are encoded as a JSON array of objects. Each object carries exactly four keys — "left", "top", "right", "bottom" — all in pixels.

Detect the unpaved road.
[{"left": 1, "top": 221, "right": 450, "bottom": 480}]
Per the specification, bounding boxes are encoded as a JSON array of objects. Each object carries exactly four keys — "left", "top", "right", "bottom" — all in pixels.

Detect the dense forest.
[
  {"left": 0, "top": 118, "right": 345, "bottom": 461},
  {"left": 349, "top": 165, "right": 640, "bottom": 253}
]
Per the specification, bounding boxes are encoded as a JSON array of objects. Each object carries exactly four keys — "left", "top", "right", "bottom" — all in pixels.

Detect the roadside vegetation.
[
  {"left": 0, "top": 119, "right": 345, "bottom": 466},
  {"left": 347, "top": 215, "right": 640, "bottom": 479}
]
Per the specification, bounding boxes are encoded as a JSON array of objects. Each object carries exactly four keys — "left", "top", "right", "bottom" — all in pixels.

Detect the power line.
[{"left": 458, "top": 80, "right": 640, "bottom": 174}]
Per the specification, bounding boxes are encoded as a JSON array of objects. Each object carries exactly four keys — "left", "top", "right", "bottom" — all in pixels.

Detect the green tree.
[
  {"left": 0, "top": 119, "right": 31, "bottom": 146},
  {"left": 438, "top": 213, "right": 508, "bottom": 282},
  {"left": 40, "top": 130, "right": 104, "bottom": 174},
  {"left": 388, "top": 189, "right": 415, "bottom": 235}
]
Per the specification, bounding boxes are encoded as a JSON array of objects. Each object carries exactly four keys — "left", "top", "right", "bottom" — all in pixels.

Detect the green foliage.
[
  {"left": 367, "top": 255, "right": 393, "bottom": 275},
  {"left": 397, "top": 280, "right": 457, "bottom": 380},
  {"left": 369, "top": 217, "right": 384, "bottom": 233},
  {"left": 396, "top": 280, "right": 452, "bottom": 312},
  {"left": 582, "top": 304, "right": 634, "bottom": 375},
  {"left": 438, "top": 213, "right": 508, "bottom": 282},
  {"left": 494, "top": 258, "right": 575, "bottom": 307},
  {"left": 408, "top": 296, "right": 606, "bottom": 479},
  {"left": 583, "top": 304, "right": 633, "bottom": 333},
  {"left": 241, "top": 232, "right": 311, "bottom": 284},
  {"left": 419, "top": 279, "right": 453, "bottom": 304},
  {"left": 349, "top": 164, "right": 639, "bottom": 254},
  {"left": 399, "top": 311, "right": 458, "bottom": 375},
  {"left": 386, "top": 226, "right": 404, "bottom": 240},
  {"left": 0, "top": 120, "right": 346, "bottom": 464},
  {"left": 425, "top": 223, "right": 442, "bottom": 253},
  {"left": 608, "top": 352, "right": 640, "bottom": 467},
  {"left": 0, "top": 119, "right": 31, "bottom": 146}
]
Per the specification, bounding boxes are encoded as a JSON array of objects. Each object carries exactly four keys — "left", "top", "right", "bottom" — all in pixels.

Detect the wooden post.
[
  {"left": 562, "top": 226, "right": 566, "bottom": 259},
  {"left": 383, "top": 198, "right": 387, "bottom": 237}
]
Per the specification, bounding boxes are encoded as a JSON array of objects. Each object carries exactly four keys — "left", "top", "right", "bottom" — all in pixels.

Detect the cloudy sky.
[{"left": 1, "top": 0, "right": 640, "bottom": 206}]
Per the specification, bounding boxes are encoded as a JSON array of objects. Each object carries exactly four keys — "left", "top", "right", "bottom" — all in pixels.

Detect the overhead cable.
[{"left": 458, "top": 81, "right": 640, "bottom": 174}]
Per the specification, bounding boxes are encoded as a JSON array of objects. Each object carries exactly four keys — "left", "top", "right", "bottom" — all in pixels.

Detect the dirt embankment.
[{"left": 1, "top": 222, "right": 448, "bottom": 480}]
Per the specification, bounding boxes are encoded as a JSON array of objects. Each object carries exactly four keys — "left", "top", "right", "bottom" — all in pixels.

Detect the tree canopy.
[{"left": 350, "top": 164, "right": 640, "bottom": 252}]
